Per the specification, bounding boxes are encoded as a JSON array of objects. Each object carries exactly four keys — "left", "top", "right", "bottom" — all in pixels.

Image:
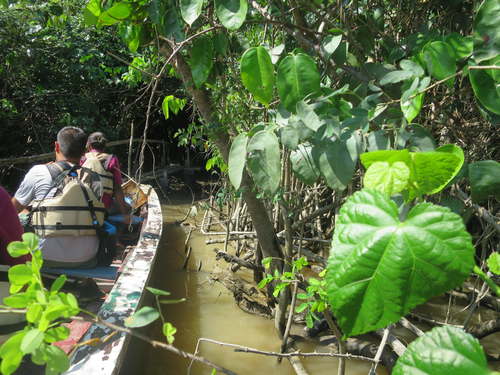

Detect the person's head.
[
  {"left": 55, "top": 127, "right": 87, "bottom": 162},
  {"left": 87, "top": 132, "right": 108, "bottom": 151}
]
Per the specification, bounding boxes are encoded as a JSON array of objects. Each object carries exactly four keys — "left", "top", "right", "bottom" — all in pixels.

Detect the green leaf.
[
  {"left": 26, "top": 303, "right": 43, "bottom": 323},
  {"left": 469, "top": 59, "right": 500, "bottom": 115},
  {"left": 162, "top": 322, "right": 177, "bottom": 344},
  {"left": 296, "top": 101, "right": 322, "bottom": 131},
  {"left": 45, "top": 345, "right": 70, "bottom": 374},
  {"left": 189, "top": 36, "right": 214, "bottom": 88},
  {"left": 146, "top": 287, "right": 171, "bottom": 296},
  {"left": 0, "top": 331, "right": 25, "bottom": 375},
  {"left": 312, "top": 138, "right": 357, "bottom": 191},
  {"left": 473, "top": 0, "right": 500, "bottom": 62},
  {"left": 367, "top": 130, "right": 389, "bottom": 152},
  {"left": 3, "top": 293, "right": 29, "bottom": 308},
  {"left": 22, "top": 233, "right": 38, "bottom": 251},
  {"left": 180, "top": 0, "right": 204, "bottom": 25},
  {"left": 468, "top": 160, "right": 500, "bottom": 202},
  {"left": 214, "top": 0, "right": 248, "bottom": 30},
  {"left": 363, "top": 161, "right": 410, "bottom": 196},
  {"left": 400, "top": 77, "right": 428, "bottom": 123},
  {"left": 290, "top": 144, "right": 320, "bottom": 185},
  {"left": 487, "top": 252, "right": 500, "bottom": 275},
  {"left": 162, "top": 95, "right": 186, "bottom": 120},
  {"left": 277, "top": 53, "right": 321, "bottom": 112},
  {"left": 50, "top": 275, "right": 67, "bottom": 294},
  {"left": 410, "top": 144, "right": 464, "bottom": 197},
  {"left": 407, "top": 124, "right": 436, "bottom": 151},
  {"left": 6, "top": 241, "right": 30, "bottom": 258},
  {"left": 240, "top": 46, "right": 275, "bottom": 106},
  {"left": 8, "top": 264, "right": 32, "bottom": 286},
  {"left": 106, "top": 2, "right": 132, "bottom": 20},
  {"left": 228, "top": 133, "right": 248, "bottom": 190},
  {"left": 246, "top": 130, "right": 281, "bottom": 195},
  {"left": 326, "top": 189, "right": 474, "bottom": 337},
  {"left": 295, "top": 303, "right": 309, "bottom": 313},
  {"left": 21, "top": 329, "right": 44, "bottom": 354},
  {"left": 321, "top": 34, "right": 342, "bottom": 58},
  {"left": 421, "top": 41, "right": 457, "bottom": 87},
  {"left": 393, "top": 326, "right": 490, "bottom": 375},
  {"left": 149, "top": 0, "right": 185, "bottom": 41},
  {"left": 124, "top": 306, "right": 160, "bottom": 328},
  {"left": 380, "top": 70, "right": 414, "bottom": 85},
  {"left": 261, "top": 257, "right": 272, "bottom": 269},
  {"left": 83, "top": 0, "right": 101, "bottom": 26},
  {"left": 400, "top": 60, "right": 424, "bottom": 77},
  {"left": 444, "top": 33, "right": 473, "bottom": 60}
]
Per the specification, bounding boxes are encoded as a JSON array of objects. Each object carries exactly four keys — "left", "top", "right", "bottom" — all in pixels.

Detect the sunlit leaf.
[
  {"left": 246, "top": 130, "right": 281, "bottom": 195},
  {"left": 487, "top": 252, "right": 500, "bottom": 275},
  {"left": 240, "top": 46, "right": 275, "bottom": 106},
  {"left": 421, "top": 41, "right": 456, "bottom": 87},
  {"left": 215, "top": 0, "right": 248, "bottom": 30},
  {"left": 290, "top": 144, "right": 320, "bottom": 185},
  {"left": 277, "top": 53, "right": 321, "bottom": 112},
  {"left": 124, "top": 306, "right": 160, "bottom": 328},
  {"left": 393, "top": 327, "right": 490, "bottom": 375},
  {"left": 228, "top": 133, "right": 248, "bottom": 190},
  {"left": 180, "top": 0, "right": 204, "bottom": 25},
  {"left": 326, "top": 189, "right": 474, "bottom": 337}
]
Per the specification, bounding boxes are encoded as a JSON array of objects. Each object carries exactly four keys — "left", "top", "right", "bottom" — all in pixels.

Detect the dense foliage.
[{"left": 0, "top": 0, "right": 498, "bottom": 373}]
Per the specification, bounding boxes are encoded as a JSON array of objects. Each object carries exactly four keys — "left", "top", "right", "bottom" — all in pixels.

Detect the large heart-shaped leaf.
[
  {"left": 180, "top": 0, "right": 204, "bottom": 25},
  {"left": 468, "top": 160, "right": 500, "bottom": 202},
  {"left": 393, "top": 326, "right": 490, "bottom": 375},
  {"left": 189, "top": 35, "right": 213, "bottom": 88},
  {"left": 215, "top": 0, "right": 247, "bottom": 30},
  {"left": 473, "top": 0, "right": 500, "bottom": 62},
  {"left": 277, "top": 54, "right": 321, "bottom": 112},
  {"left": 228, "top": 133, "right": 248, "bottom": 190},
  {"left": 326, "top": 189, "right": 474, "bottom": 337},
  {"left": 290, "top": 144, "right": 320, "bottom": 185},
  {"left": 312, "top": 138, "right": 356, "bottom": 191},
  {"left": 421, "top": 41, "right": 456, "bottom": 87},
  {"left": 246, "top": 130, "right": 281, "bottom": 195},
  {"left": 240, "top": 46, "right": 275, "bottom": 106}
]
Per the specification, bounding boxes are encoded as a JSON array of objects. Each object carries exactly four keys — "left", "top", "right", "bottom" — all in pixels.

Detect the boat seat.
[{"left": 41, "top": 266, "right": 118, "bottom": 281}]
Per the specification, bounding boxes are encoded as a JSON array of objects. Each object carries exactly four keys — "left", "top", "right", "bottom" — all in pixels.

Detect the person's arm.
[
  {"left": 109, "top": 156, "right": 131, "bottom": 223},
  {"left": 11, "top": 197, "right": 26, "bottom": 213}
]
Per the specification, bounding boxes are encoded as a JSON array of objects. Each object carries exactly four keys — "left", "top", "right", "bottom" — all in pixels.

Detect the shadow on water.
[{"left": 122, "top": 180, "right": 388, "bottom": 375}]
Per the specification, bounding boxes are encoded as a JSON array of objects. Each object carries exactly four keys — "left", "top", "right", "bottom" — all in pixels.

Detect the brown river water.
[{"left": 134, "top": 198, "right": 388, "bottom": 375}]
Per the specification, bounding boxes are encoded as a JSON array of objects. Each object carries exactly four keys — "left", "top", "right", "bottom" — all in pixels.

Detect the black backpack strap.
[{"left": 77, "top": 180, "right": 104, "bottom": 239}]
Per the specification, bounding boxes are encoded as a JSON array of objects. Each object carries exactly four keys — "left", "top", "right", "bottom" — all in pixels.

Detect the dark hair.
[
  {"left": 87, "top": 131, "right": 108, "bottom": 150},
  {"left": 56, "top": 127, "right": 87, "bottom": 159}
]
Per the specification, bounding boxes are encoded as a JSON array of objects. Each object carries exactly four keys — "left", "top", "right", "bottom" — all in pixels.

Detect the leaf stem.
[{"left": 473, "top": 265, "right": 500, "bottom": 297}]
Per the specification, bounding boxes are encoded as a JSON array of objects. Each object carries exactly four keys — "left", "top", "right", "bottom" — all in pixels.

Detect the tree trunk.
[{"left": 166, "top": 47, "right": 283, "bottom": 264}]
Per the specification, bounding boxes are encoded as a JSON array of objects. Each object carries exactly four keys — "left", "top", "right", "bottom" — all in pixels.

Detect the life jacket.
[
  {"left": 30, "top": 162, "right": 105, "bottom": 238},
  {"left": 82, "top": 152, "right": 114, "bottom": 195}
]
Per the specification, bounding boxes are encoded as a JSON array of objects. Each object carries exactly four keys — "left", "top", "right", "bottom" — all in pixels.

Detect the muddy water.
[{"left": 143, "top": 201, "right": 387, "bottom": 375}]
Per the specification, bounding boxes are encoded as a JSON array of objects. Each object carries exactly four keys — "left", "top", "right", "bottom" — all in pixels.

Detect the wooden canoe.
[{"left": 61, "top": 185, "right": 163, "bottom": 374}]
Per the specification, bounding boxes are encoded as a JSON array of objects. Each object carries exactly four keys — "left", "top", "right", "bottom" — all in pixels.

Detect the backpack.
[
  {"left": 30, "top": 162, "right": 105, "bottom": 238},
  {"left": 82, "top": 152, "right": 114, "bottom": 195}
]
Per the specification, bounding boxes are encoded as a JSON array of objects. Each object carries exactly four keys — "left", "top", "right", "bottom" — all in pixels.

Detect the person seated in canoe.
[
  {"left": 11, "top": 126, "right": 106, "bottom": 268},
  {"left": 81, "top": 132, "right": 131, "bottom": 224},
  {"left": 0, "top": 186, "right": 30, "bottom": 266}
]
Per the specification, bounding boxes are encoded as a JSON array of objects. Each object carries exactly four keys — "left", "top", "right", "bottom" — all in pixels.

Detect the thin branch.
[
  {"left": 193, "top": 337, "right": 377, "bottom": 362},
  {"left": 369, "top": 327, "right": 390, "bottom": 375}
]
